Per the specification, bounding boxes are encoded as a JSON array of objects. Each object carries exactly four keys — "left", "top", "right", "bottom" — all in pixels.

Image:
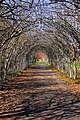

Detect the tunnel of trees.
[{"left": 0, "top": 0, "right": 80, "bottom": 81}]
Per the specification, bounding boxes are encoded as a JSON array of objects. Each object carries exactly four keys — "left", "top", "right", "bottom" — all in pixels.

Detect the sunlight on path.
[{"left": 0, "top": 62, "right": 80, "bottom": 120}]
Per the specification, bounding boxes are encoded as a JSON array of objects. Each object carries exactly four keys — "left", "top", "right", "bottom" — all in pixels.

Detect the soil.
[{"left": 0, "top": 63, "right": 80, "bottom": 120}]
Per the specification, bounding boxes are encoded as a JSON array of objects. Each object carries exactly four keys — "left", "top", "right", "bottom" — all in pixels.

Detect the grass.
[
  {"left": 51, "top": 61, "right": 80, "bottom": 84},
  {"left": 33, "top": 60, "right": 48, "bottom": 66},
  {"left": 71, "top": 61, "right": 80, "bottom": 69},
  {"left": 51, "top": 67, "right": 80, "bottom": 84},
  {"left": 41, "top": 60, "right": 48, "bottom": 65}
]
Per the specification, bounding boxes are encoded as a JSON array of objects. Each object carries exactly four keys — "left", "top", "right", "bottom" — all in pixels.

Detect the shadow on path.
[{"left": 0, "top": 63, "right": 80, "bottom": 120}]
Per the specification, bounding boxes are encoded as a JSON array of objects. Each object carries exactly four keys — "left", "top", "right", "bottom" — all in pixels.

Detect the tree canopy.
[{"left": 0, "top": 0, "right": 80, "bottom": 80}]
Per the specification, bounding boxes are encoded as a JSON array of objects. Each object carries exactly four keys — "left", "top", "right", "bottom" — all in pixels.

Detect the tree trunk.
[
  {"left": 73, "top": 59, "right": 77, "bottom": 79},
  {"left": 57, "top": 55, "right": 60, "bottom": 70},
  {"left": 73, "top": 46, "right": 77, "bottom": 80},
  {"left": 67, "top": 56, "right": 72, "bottom": 78}
]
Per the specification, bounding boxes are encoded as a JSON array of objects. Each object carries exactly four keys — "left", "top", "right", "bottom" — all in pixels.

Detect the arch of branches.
[{"left": 0, "top": 0, "right": 80, "bottom": 81}]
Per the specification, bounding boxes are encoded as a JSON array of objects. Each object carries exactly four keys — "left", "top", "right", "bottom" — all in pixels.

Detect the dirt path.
[{"left": 0, "top": 63, "right": 80, "bottom": 120}]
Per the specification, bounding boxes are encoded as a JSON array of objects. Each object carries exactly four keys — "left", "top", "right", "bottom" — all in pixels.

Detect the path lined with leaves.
[{"left": 0, "top": 63, "right": 80, "bottom": 120}]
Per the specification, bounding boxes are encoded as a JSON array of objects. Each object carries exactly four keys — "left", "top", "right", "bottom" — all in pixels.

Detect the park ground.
[{"left": 0, "top": 62, "right": 80, "bottom": 120}]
